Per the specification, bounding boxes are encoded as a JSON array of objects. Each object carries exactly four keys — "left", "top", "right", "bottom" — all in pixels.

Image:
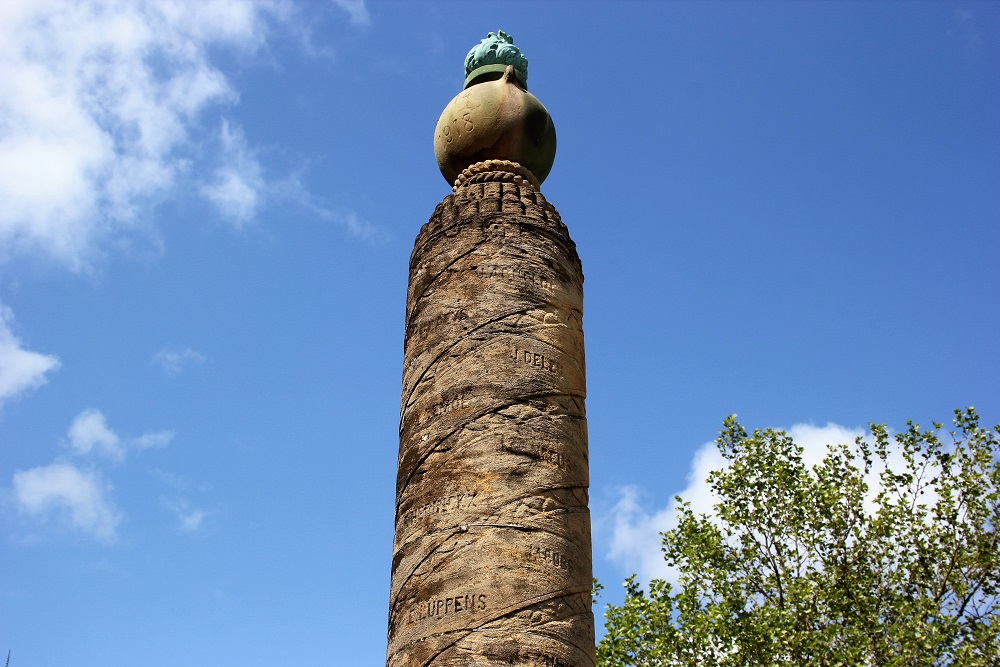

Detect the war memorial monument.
[{"left": 387, "top": 32, "right": 596, "bottom": 667}]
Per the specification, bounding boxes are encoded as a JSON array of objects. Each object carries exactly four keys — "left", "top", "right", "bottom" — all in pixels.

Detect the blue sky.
[{"left": 1, "top": 1, "right": 997, "bottom": 665}]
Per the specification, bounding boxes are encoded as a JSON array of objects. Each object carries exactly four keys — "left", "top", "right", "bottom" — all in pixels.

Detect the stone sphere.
[{"left": 434, "top": 65, "right": 556, "bottom": 186}]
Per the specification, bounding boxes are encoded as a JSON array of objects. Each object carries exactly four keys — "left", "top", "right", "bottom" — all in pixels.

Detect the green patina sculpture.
[
  {"left": 464, "top": 30, "right": 529, "bottom": 89},
  {"left": 435, "top": 30, "right": 556, "bottom": 188}
]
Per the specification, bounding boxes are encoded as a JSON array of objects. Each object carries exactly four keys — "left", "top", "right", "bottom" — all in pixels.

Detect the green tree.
[{"left": 597, "top": 408, "right": 1000, "bottom": 667}]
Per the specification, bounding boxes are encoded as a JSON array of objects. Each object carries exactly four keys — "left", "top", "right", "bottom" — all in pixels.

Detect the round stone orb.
[{"left": 434, "top": 65, "right": 556, "bottom": 186}]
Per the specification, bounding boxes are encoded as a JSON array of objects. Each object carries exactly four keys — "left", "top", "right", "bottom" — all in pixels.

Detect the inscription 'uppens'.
[{"left": 407, "top": 593, "right": 487, "bottom": 625}]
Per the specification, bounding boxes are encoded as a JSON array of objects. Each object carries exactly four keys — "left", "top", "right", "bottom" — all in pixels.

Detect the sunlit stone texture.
[
  {"left": 387, "top": 178, "right": 595, "bottom": 666},
  {"left": 387, "top": 30, "right": 594, "bottom": 667}
]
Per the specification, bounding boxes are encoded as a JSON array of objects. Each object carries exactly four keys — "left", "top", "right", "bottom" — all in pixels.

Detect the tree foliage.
[{"left": 597, "top": 408, "right": 1000, "bottom": 667}]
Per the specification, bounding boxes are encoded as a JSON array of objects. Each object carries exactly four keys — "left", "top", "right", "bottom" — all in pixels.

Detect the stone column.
[{"left": 387, "top": 32, "right": 595, "bottom": 667}]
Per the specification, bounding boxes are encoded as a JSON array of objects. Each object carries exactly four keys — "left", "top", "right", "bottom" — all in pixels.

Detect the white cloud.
[
  {"left": 274, "top": 174, "right": 386, "bottom": 241},
  {"left": 13, "top": 462, "right": 122, "bottom": 543},
  {"left": 66, "top": 408, "right": 173, "bottom": 461},
  {"left": 67, "top": 408, "right": 124, "bottom": 460},
  {"left": 133, "top": 429, "right": 174, "bottom": 450},
  {"left": 179, "top": 508, "right": 207, "bottom": 533},
  {"left": 200, "top": 121, "right": 264, "bottom": 226},
  {"left": 0, "top": 0, "right": 278, "bottom": 269},
  {"left": 162, "top": 497, "right": 209, "bottom": 533},
  {"left": 0, "top": 304, "right": 60, "bottom": 410},
  {"left": 152, "top": 347, "right": 206, "bottom": 376},
  {"left": 11, "top": 411, "right": 174, "bottom": 543},
  {"left": 606, "top": 422, "right": 864, "bottom": 584},
  {"left": 201, "top": 123, "right": 388, "bottom": 236},
  {"left": 0, "top": 0, "right": 377, "bottom": 269},
  {"left": 331, "top": 0, "right": 371, "bottom": 27}
]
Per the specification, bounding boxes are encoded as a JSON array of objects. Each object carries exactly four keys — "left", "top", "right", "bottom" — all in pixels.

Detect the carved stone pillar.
[{"left": 387, "top": 32, "right": 595, "bottom": 667}]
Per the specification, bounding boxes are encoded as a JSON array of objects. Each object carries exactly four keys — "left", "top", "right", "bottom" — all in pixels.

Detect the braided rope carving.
[{"left": 453, "top": 159, "right": 540, "bottom": 191}]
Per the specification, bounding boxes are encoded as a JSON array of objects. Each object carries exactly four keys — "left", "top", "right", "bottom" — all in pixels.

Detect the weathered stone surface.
[{"left": 387, "top": 180, "right": 595, "bottom": 667}]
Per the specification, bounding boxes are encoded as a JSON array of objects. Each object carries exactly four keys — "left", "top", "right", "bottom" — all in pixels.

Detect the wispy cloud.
[
  {"left": 0, "top": 0, "right": 371, "bottom": 271},
  {"left": 153, "top": 471, "right": 213, "bottom": 533},
  {"left": 0, "top": 0, "right": 275, "bottom": 269},
  {"left": 66, "top": 408, "right": 173, "bottom": 462},
  {"left": 162, "top": 498, "right": 210, "bottom": 534},
  {"left": 13, "top": 462, "right": 122, "bottom": 543},
  {"left": 949, "top": 9, "right": 984, "bottom": 58},
  {"left": 11, "top": 409, "right": 174, "bottom": 542},
  {"left": 201, "top": 132, "right": 388, "bottom": 239},
  {"left": 0, "top": 0, "right": 376, "bottom": 270},
  {"left": 331, "top": 0, "right": 371, "bottom": 27},
  {"left": 133, "top": 430, "right": 174, "bottom": 450},
  {"left": 604, "top": 422, "right": 864, "bottom": 584},
  {"left": 67, "top": 408, "right": 122, "bottom": 459},
  {"left": 152, "top": 347, "right": 206, "bottom": 376},
  {"left": 273, "top": 175, "right": 387, "bottom": 242},
  {"left": 179, "top": 508, "right": 207, "bottom": 533},
  {"left": 200, "top": 121, "right": 265, "bottom": 227},
  {"left": 0, "top": 304, "right": 60, "bottom": 411}
]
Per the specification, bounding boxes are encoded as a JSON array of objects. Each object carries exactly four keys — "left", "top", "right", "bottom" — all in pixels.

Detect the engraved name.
[
  {"left": 432, "top": 390, "right": 472, "bottom": 417},
  {"left": 408, "top": 308, "right": 469, "bottom": 339},
  {"left": 529, "top": 544, "right": 575, "bottom": 573},
  {"left": 417, "top": 389, "right": 473, "bottom": 426},
  {"left": 535, "top": 446, "right": 565, "bottom": 470},
  {"left": 476, "top": 264, "right": 557, "bottom": 293},
  {"left": 408, "top": 593, "right": 487, "bottom": 625},
  {"left": 402, "top": 491, "right": 478, "bottom": 528},
  {"left": 503, "top": 436, "right": 566, "bottom": 470},
  {"left": 512, "top": 348, "right": 560, "bottom": 373}
]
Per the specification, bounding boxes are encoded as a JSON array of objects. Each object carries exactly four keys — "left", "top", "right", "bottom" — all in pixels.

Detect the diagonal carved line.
[
  {"left": 406, "top": 220, "right": 582, "bottom": 340},
  {"left": 396, "top": 387, "right": 587, "bottom": 502},
  {"left": 407, "top": 238, "right": 482, "bottom": 321},
  {"left": 400, "top": 305, "right": 536, "bottom": 418},
  {"left": 407, "top": 586, "right": 594, "bottom": 667},
  {"left": 393, "top": 518, "right": 476, "bottom": 561},
  {"left": 391, "top": 518, "right": 591, "bottom": 629},
  {"left": 396, "top": 391, "right": 580, "bottom": 511},
  {"left": 408, "top": 402, "right": 587, "bottom": 484},
  {"left": 514, "top": 620, "right": 599, "bottom": 658},
  {"left": 388, "top": 528, "right": 468, "bottom": 623},
  {"left": 415, "top": 210, "right": 579, "bottom": 268},
  {"left": 508, "top": 328, "right": 586, "bottom": 376},
  {"left": 480, "top": 408, "right": 590, "bottom": 463},
  {"left": 407, "top": 316, "right": 584, "bottom": 409},
  {"left": 395, "top": 486, "right": 590, "bottom": 546}
]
